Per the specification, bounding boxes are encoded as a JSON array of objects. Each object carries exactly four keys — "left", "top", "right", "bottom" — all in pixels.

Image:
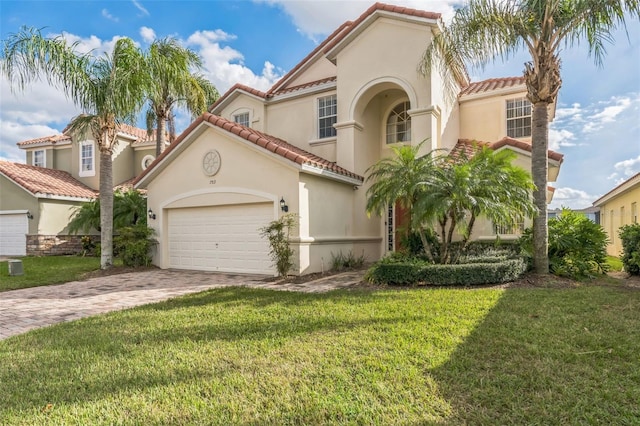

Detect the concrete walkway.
[{"left": 0, "top": 269, "right": 365, "bottom": 341}]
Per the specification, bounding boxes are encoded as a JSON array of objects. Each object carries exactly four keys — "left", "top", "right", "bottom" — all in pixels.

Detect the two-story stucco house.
[
  {"left": 134, "top": 3, "right": 563, "bottom": 276},
  {"left": 0, "top": 124, "right": 157, "bottom": 256}
]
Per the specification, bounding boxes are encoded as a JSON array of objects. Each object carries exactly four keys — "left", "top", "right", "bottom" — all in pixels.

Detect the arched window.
[{"left": 386, "top": 101, "right": 411, "bottom": 144}]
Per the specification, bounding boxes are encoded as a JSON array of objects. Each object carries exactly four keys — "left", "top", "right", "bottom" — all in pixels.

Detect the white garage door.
[
  {"left": 0, "top": 212, "right": 28, "bottom": 256},
  {"left": 168, "top": 203, "right": 274, "bottom": 275}
]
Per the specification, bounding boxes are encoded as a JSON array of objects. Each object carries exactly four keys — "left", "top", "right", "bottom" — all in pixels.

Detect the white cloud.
[
  {"left": 140, "top": 26, "right": 156, "bottom": 43},
  {"left": 186, "top": 30, "right": 283, "bottom": 92},
  {"left": 614, "top": 155, "right": 640, "bottom": 177},
  {"left": 549, "top": 187, "right": 597, "bottom": 210},
  {"left": 582, "top": 96, "right": 632, "bottom": 133},
  {"left": 548, "top": 128, "right": 577, "bottom": 150},
  {"left": 554, "top": 102, "right": 583, "bottom": 121},
  {"left": 132, "top": 0, "right": 149, "bottom": 16},
  {"left": 101, "top": 9, "right": 119, "bottom": 22},
  {"left": 259, "top": 0, "right": 457, "bottom": 40}
]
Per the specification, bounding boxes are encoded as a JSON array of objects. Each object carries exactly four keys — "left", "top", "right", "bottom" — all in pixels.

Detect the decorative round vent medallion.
[{"left": 202, "top": 150, "right": 221, "bottom": 176}]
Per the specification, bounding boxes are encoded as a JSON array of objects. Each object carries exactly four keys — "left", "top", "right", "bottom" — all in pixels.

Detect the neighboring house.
[
  {"left": 0, "top": 124, "right": 157, "bottom": 256},
  {"left": 593, "top": 172, "right": 640, "bottom": 256},
  {"left": 135, "top": 2, "right": 564, "bottom": 276},
  {"left": 548, "top": 207, "right": 600, "bottom": 224}
]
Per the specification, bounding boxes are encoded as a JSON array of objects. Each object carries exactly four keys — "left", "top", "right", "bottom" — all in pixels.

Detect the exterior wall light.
[
  {"left": 26, "top": 211, "right": 33, "bottom": 220},
  {"left": 280, "top": 197, "right": 289, "bottom": 212},
  {"left": 148, "top": 209, "right": 156, "bottom": 220}
]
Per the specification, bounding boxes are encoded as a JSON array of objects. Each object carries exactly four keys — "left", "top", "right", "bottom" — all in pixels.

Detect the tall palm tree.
[
  {"left": 420, "top": 0, "right": 639, "bottom": 273},
  {"left": 2, "top": 28, "right": 147, "bottom": 269},
  {"left": 144, "top": 37, "right": 219, "bottom": 157}
]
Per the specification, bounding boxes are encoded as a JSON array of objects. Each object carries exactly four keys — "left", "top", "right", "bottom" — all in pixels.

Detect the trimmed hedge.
[{"left": 365, "top": 257, "right": 527, "bottom": 286}]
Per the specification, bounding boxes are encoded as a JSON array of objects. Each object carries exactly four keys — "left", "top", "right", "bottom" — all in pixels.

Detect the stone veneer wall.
[{"left": 26, "top": 235, "right": 100, "bottom": 256}]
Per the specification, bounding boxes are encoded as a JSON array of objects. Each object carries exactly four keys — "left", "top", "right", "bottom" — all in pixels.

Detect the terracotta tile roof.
[
  {"left": 270, "top": 76, "right": 337, "bottom": 96},
  {"left": 452, "top": 137, "right": 564, "bottom": 163},
  {"left": 16, "top": 133, "right": 71, "bottom": 147},
  {"left": 115, "top": 177, "right": 147, "bottom": 194},
  {"left": 135, "top": 113, "right": 363, "bottom": 185},
  {"left": 17, "top": 123, "right": 156, "bottom": 148},
  {"left": 460, "top": 77, "right": 526, "bottom": 96},
  {"left": 209, "top": 83, "right": 268, "bottom": 111},
  {"left": 0, "top": 161, "right": 97, "bottom": 199}
]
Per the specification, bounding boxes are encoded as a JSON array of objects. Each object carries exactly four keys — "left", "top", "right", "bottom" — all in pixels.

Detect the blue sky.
[{"left": 1, "top": 0, "right": 638, "bottom": 209}]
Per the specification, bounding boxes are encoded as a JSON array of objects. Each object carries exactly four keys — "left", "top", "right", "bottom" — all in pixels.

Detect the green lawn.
[
  {"left": 0, "top": 256, "right": 106, "bottom": 292},
  {"left": 1, "top": 281, "right": 638, "bottom": 424}
]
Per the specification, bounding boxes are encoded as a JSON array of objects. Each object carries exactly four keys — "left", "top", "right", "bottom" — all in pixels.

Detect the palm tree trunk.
[
  {"left": 531, "top": 101, "right": 550, "bottom": 274},
  {"left": 155, "top": 114, "right": 166, "bottom": 157},
  {"left": 100, "top": 150, "right": 114, "bottom": 269}
]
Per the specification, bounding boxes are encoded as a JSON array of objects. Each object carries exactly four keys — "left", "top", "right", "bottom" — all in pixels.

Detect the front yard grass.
[
  {"left": 0, "top": 256, "right": 108, "bottom": 292},
  {"left": 1, "top": 281, "right": 638, "bottom": 424}
]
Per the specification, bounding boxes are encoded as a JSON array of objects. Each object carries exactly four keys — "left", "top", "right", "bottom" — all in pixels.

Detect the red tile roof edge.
[
  {"left": 209, "top": 83, "right": 268, "bottom": 111},
  {"left": 0, "top": 160, "right": 98, "bottom": 199},
  {"left": 454, "top": 137, "right": 564, "bottom": 163},
  {"left": 460, "top": 77, "right": 526, "bottom": 96},
  {"left": 270, "top": 76, "right": 337, "bottom": 96},
  {"left": 134, "top": 113, "right": 363, "bottom": 186},
  {"left": 16, "top": 134, "right": 72, "bottom": 147}
]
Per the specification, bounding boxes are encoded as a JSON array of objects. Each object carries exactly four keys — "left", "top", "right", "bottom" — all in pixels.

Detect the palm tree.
[
  {"left": 365, "top": 143, "right": 442, "bottom": 262},
  {"left": 2, "top": 28, "right": 147, "bottom": 269},
  {"left": 420, "top": 0, "right": 640, "bottom": 273},
  {"left": 144, "top": 37, "right": 219, "bottom": 157},
  {"left": 415, "top": 146, "right": 536, "bottom": 263}
]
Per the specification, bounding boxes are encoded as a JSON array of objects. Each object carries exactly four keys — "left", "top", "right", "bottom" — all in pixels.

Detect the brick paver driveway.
[{"left": 0, "top": 269, "right": 364, "bottom": 340}]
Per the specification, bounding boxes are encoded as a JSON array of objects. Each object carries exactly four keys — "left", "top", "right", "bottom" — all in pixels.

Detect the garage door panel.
[
  {"left": 167, "top": 203, "right": 274, "bottom": 275},
  {"left": 0, "top": 213, "right": 28, "bottom": 256}
]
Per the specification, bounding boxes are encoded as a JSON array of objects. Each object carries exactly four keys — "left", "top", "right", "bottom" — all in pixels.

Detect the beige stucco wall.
[
  {"left": 133, "top": 147, "right": 156, "bottom": 176},
  {"left": 53, "top": 146, "right": 72, "bottom": 171},
  {"left": 286, "top": 56, "right": 336, "bottom": 88},
  {"left": 38, "top": 199, "right": 83, "bottom": 235},
  {"left": 219, "top": 94, "right": 268, "bottom": 133},
  {"left": 598, "top": 185, "right": 640, "bottom": 256},
  {"left": 0, "top": 175, "right": 39, "bottom": 234},
  {"left": 460, "top": 90, "right": 529, "bottom": 143}
]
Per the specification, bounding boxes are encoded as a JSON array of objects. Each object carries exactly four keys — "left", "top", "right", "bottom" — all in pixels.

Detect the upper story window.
[
  {"left": 234, "top": 112, "right": 250, "bottom": 127},
  {"left": 318, "top": 94, "right": 337, "bottom": 139},
  {"left": 33, "top": 149, "right": 45, "bottom": 167},
  {"left": 506, "top": 98, "right": 532, "bottom": 138},
  {"left": 79, "top": 140, "right": 95, "bottom": 177},
  {"left": 386, "top": 101, "right": 411, "bottom": 144}
]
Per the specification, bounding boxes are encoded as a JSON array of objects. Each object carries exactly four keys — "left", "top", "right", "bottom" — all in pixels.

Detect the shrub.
[
  {"left": 113, "top": 225, "right": 157, "bottom": 267},
  {"left": 330, "top": 250, "right": 366, "bottom": 271},
  {"left": 519, "top": 209, "right": 609, "bottom": 279},
  {"left": 619, "top": 223, "right": 640, "bottom": 275},
  {"left": 365, "top": 256, "right": 526, "bottom": 286},
  {"left": 260, "top": 213, "right": 297, "bottom": 277}
]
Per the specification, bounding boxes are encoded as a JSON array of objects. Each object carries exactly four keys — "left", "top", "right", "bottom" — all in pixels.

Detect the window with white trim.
[
  {"left": 141, "top": 154, "right": 155, "bottom": 170},
  {"left": 318, "top": 94, "right": 337, "bottom": 139},
  {"left": 506, "top": 98, "right": 532, "bottom": 138},
  {"left": 79, "top": 140, "right": 95, "bottom": 177},
  {"left": 234, "top": 112, "right": 250, "bottom": 127},
  {"left": 386, "top": 101, "right": 411, "bottom": 144},
  {"left": 387, "top": 205, "right": 395, "bottom": 252},
  {"left": 33, "top": 149, "right": 45, "bottom": 167},
  {"left": 632, "top": 202, "right": 638, "bottom": 224}
]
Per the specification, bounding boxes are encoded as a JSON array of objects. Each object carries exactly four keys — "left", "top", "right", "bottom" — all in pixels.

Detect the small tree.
[
  {"left": 520, "top": 209, "right": 609, "bottom": 279},
  {"left": 619, "top": 223, "right": 640, "bottom": 275},
  {"left": 260, "top": 213, "right": 297, "bottom": 277}
]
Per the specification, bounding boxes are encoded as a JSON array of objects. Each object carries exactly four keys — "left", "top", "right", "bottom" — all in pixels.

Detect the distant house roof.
[
  {"left": 0, "top": 161, "right": 97, "bottom": 200},
  {"left": 134, "top": 112, "right": 363, "bottom": 187},
  {"left": 593, "top": 172, "right": 640, "bottom": 207},
  {"left": 16, "top": 123, "right": 159, "bottom": 148},
  {"left": 452, "top": 137, "right": 564, "bottom": 163}
]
